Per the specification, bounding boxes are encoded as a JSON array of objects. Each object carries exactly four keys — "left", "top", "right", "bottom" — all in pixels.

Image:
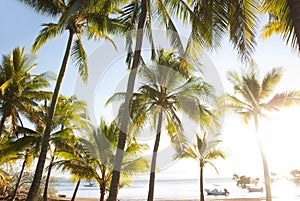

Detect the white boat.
[
  {"left": 84, "top": 182, "right": 96, "bottom": 187},
  {"left": 205, "top": 188, "right": 229, "bottom": 195},
  {"left": 247, "top": 187, "right": 263, "bottom": 192}
]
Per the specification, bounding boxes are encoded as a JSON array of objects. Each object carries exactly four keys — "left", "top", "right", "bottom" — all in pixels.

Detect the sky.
[{"left": 1, "top": 1, "right": 300, "bottom": 180}]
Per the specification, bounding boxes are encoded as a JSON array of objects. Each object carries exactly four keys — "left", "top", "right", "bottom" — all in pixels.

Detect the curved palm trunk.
[
  {"left": 287, "top": 0, "right": 300, "bottom": 50},
  {"left": 199, "top": 164, "right": 204, "bottom": 201},
  {"left": 107, "top": 1, "right": 148, "bottom": 201},
  {"left": 9, "top": 152, "right": 28, "bottom": 201},
  {"left": 26, "top": 31, "right": 74, "bottom": 201},
  {"left": 254, "top": 115, "right": 272, "bottom": 201},
  {"left": 147, "top": 110, "right": 163, "bottom": 201},
  {"left": 43, "top": 155, "right": 54, "bottom": 201},
  {"left": 71, "top": 180, "right": 81, "bottom": 201}
]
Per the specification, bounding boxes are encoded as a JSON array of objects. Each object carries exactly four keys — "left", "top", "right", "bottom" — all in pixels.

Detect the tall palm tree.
[
  {"left": 225, "top": 62, "right": 300, "bottom": 201},
  {"left": 108, "top": 49, "right": 215, "bottom": 201},
  {"left": 262, "top": 0, "right": 300, "bottom": 51},
  {"left": 180, "top": 132, "right": 226, "bottom": 201},
  {"left": 109, "top": 1, "right": 260, "bottom": 197},
  {"left": 0, "top": 46, "right": 52, "bottom": 138},
  {"left": 18, "top": 1, "right": 123, "bottom": 200},
  {"left": 54, "top": 119, "right": 148, "bottom": 201}
]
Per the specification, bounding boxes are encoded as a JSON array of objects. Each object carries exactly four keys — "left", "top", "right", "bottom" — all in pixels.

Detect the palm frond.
[
  {"left": 18, "top": 0, "right": 66, "bottom": 17},
  {"left": 260, "top": 67, "right": 283, "bottom": 100},
  {"left": 71, "top": 38, "right": 88, "bottom": 83},
  {"left": 32, "top": 23, "right": 63, "bottom": 53},
  {"left": 264, "top": 90, "right": 300, "bottom": 111},
  {"left": 262, "top": 0, "right": 298, "bottom": 50},
  {"left": 164, "top": 0, "right": 193, "bottom": 25},
  {"left": 156, "top": 0, "right": 184, "bottom": 55},
  {"left": 227, "top": 0, "right": 260, "bottom": 62},
  {"left": 105, "top": 92, "right": 127, "bottom": 106}
]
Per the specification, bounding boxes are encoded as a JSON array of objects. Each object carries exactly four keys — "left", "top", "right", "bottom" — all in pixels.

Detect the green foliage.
[
  {"left": 0, "top": 46, "right": 52, "bottom": 137},
  {"left": 71, "top": 39, "right": 88, "bottom": 83},
  {"left": 262, "top": 0, "right": 298, "bottom": 50},
  {"left": 181, "top": 132, "right": 226, "bottom": 171},
  {"left": 53, "top": 119, "right": 148, "bottom": 199},
  {"left": 22, "top": 0, "right": 123, "bottom": 83},
  {"left": 184, "top": 0, "right": 260, "bottom": 62}
]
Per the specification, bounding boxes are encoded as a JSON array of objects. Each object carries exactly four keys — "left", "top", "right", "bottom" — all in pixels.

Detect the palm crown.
[
  {"left": 19, "top": 0, "right": 124, "bottom": 82},
  {"left": 225, "top": 62, "right": 300, "bottom": 125},
  {"left": 0, "top": 46, "right": 53, "bottom": 137}
]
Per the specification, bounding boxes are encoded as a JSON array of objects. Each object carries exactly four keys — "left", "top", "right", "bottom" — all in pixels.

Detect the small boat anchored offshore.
[
  {"left": 84, "top": 182, "right": 96, "bottom": 187},
  {"left": 205, "top": 188, "right": 230, "bottom": 196},
  {"left": 247, "top": 187, "right": 263, "bottom": 192}
]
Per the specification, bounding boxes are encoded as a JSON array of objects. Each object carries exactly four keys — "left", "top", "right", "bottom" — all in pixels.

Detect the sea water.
[{"left": 55, "top": 177, "right": 300, "bottom": 200}]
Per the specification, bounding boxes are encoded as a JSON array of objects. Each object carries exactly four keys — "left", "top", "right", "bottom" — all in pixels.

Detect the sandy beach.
[{"left": 50, "top": 198, "right": 264, "bottom": 201}]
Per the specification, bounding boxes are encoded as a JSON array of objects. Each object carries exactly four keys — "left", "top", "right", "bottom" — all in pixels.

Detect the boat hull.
[
  {"left": 247, "top": 187, "right": 263, "bottom": 192},
  {"left": 205, "top": 189, "right": 229, "bottom": 196}
]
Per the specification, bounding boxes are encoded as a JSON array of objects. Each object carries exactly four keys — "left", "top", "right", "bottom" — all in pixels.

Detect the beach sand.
[{"left": 50, "top": 198, "right": 264, "bottom": 201}]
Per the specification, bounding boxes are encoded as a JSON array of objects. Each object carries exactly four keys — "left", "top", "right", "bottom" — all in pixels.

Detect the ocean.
[{"left": 56, "top": 177, "right": 300, "bottom": 200}]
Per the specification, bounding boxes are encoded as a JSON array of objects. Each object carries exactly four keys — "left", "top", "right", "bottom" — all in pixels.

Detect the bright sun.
[
  {"left": 218, "top": 106, "right": 300, "bottom": 178},
  {"left": 259, "top": 107, "right": 300, "bottom": 176}
]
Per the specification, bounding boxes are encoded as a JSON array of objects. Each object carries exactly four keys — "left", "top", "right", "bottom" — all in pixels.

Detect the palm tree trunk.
[
  {"left": 107, "top": 1, "right": 147, "bottom": 201},
  {"left": 254, "top": 115, "right": 272, "bottom": 201},
  {"left": 9, "top": 152, "right": 28, "bottom": 201},
  {"left": 0, "top": 116, "right": 6, "bottom": 138},
  {"left": 26, "top": 31, "right": 74, "bottom": 201},
  {"left": 71, "top": 180, "right": 81, "bottom": 201},
  {"left": 287, "top": 0, "right": 300, "bottom": 50},
  {"left": 100, "top": 169, "right": 106, "bottom": 201},
  {"left": 147, "top": 110, "right": 163, "bottom": 201},
  {"left": 100, "top": 185, "right": 106, "bottom": 201},
  {"left": 199, "top": 164, "right": 204, "bottom": 201},
  {"left": 43, "top": 155, "right": 54, "bottom": 201}
]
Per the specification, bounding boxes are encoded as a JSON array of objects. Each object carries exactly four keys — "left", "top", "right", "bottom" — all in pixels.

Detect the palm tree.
[
  {"left": 109, "top": 1, "right": 261, "bottom": 199},
  {"left": 0, "top": 46, "right": 52, "bottom": 138},
  {"left": 225, "top": 62, "right": 300, "bottom": 201},
  {"left": 180, "top": 133, "right": 226, "bottom": 201},
  {"left": 53, "top": 141, "right": 94, "bottom": 201},
  {"left": 18, "top": 1, "right": 123, "bottom": 200},
  {"left": 43, "top": 95, "right": 89, "bottom": 201},
  {"left": 108, "top": 49, "right": 215, "bottom": 201},
  {"left": 54, "top": 119, "right": 148, "bottom": 201},
  {"left": 108, "top": 1, "right": 155, "bottom": 198},
  {"left": 0, "top": 95, "right": 88, "bottom": 201},
  {"left": 262, "top": 0, "right": 300, "bottom": 51}
]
